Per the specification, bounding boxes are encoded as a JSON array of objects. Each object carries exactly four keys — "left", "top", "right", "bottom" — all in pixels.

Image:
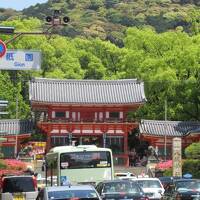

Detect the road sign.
[
  {"left": 0, "top": 39, "right": 6, "bottom": 58},
  {"left": 0, "top": 49, "right": 41, "bottom": 70}
]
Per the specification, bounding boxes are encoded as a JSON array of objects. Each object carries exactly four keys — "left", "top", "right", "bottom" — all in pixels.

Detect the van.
[{"left": 1, "top": 175, "right": 38, "bottom": 200}]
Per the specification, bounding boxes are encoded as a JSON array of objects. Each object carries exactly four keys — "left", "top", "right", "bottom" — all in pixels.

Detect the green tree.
[{"left": 185, "top": 142, "right": 200, "bottom": 159}]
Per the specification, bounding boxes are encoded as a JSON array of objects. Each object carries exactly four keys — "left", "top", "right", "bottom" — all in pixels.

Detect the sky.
[{"left": 0, "top": 0, "right": 48, "bottom": 11}]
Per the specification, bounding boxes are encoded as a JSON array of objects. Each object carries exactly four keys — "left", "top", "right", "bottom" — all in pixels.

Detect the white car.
[
  {"left": 1, "top": 175, "right": 38, "bottom": 200},
  {"left": 136, "top": 177, "right": 165, "bottom": 200},
  {"left": 115, "top": 172, "right": 137, "bottom": 180}
]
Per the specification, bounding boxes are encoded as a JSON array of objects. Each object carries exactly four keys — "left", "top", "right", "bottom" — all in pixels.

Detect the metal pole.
[
  {"left": 15, "top": 72, "right": 18, "bottom": 157},
  {"left": 164, "top": 99, "right": 167, "bottom": 161}
]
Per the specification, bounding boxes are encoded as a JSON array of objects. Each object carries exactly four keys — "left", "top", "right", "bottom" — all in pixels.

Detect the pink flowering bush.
[
  {"left": 155, "top": 160, "right": 172, "bottom": 170},
  {"left": 3, "top": 159, "right": 27, "bottom": 171},
  {"left": 0, "top": 159, "right": 29, "bottom": 188}
]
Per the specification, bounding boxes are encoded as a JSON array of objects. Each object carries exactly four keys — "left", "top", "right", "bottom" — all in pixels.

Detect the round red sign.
[{"left": 0, "top": 39, "right": 6, "bottom": 58}]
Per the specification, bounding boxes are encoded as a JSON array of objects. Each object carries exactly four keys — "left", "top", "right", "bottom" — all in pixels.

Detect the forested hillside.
[
  {"left": 0, "top": 1, "right": 200, "bottom": 122},
  {"left": 1, "top": 0, "right": 200, "bottom": 46}
]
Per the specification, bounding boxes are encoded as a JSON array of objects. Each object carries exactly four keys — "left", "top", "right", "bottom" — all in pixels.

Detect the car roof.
[
  {"left": 115, "top": 172, "right": 133, "bottom": 175},
  {"left": 174, "top": 179, "right": 198, "bottom": 182},
  {"left": 3, "top": 175, "right": 33, "bottom": 178},
  {"left": 136, "top": 178, "right": 160, "bottom": 181},
  {"left": 98, "top": 179, "right": 135, "bottom": 184},
  {"left": 45, "top": 185, "right": 95, "bottom": 192}
]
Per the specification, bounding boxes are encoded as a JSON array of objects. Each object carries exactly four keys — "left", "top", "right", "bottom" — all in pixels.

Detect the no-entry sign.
[{"left": 0, "top": 39, "right": 6, "bottom": 58}]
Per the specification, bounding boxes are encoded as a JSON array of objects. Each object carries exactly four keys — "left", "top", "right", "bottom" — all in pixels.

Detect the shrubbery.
[
  {"left": 0, "top": 159, "right": 28, "bottom": 176},
  {"left": 185, "top": 142, "right": 200, "bottom": 159},
  {"left": 182, "top": 159, "right": 200, "bottom": 178}
]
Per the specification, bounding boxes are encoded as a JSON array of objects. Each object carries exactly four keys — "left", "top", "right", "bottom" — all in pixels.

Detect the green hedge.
[
  {"left": 183, "top": 159, "right": 200, "bottom": 179},
  {"left": 185, "top": 142, "right": 200, "bottom": 159},
  {"left": 162, "top": 159, "right": 200, "bottom": 178}
]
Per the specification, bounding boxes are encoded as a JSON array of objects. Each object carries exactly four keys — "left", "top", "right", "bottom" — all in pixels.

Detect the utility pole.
[
  {"left": 164, "top": 99, "right": 167, "bottom": 161},
  {"left": 15, "top": 75, "right": 19, "bottom": 157}
]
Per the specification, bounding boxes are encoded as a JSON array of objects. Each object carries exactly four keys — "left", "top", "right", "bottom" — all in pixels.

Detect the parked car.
[
  {"left": 158, "top": 176, "right": 181, "bottom": 190},
  {"left": 36, "top": 184, "right": 101, "bottom": 200},
  {"left": 136, "top": 178, "right": 164, "bottom": 200},
  {"left": 96, "top": 179, "right": 149, "bottom": 200},
  {"left": 158, "top": 177, "right": 174, "bottom": 190},
  {"left": 162, "top": 179, "right": 200, "bottom": 200},
  {"left": 1, "top": 175, "right": 38, "bottom": 200},
  {"left": 115, "top": 172, "right": 137, "bottom": 180}
]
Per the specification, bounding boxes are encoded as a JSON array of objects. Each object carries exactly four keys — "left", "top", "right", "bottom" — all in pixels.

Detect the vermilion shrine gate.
[{"left": 30, "top": 78, "right": 146, "bottom": 166}]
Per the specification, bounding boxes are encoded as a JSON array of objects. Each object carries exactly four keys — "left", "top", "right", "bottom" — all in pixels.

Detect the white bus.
[{"left": 45, "top": 145, "right": 114, "bottom": 186}]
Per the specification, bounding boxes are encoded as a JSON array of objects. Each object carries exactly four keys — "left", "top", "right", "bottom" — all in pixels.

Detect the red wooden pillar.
[
  {"left": 17, "top": 136, "right": 21, "bottom": 153},
  {"left": 124, "top": 131, "right": 129, "bottom": 167},
  {"left": 46, "top": 125, "right": 52, "bottom": 152}
]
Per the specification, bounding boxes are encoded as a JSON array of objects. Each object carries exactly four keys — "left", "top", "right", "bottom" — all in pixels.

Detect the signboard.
[
  {"left": 172, "top": 137, "right": 182, "bottom": 177},
  {"left": 0, "top": 40, "right": 6, "bottom": 58},
  {"left": 0, "top": 49, "right": 41, "bottom": 70},
  {"left": 20, "top": 141, "right": 46, "bottom": 160}
]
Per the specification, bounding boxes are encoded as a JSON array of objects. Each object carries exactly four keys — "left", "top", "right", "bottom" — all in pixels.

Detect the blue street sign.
[
  {"left": 0, "top": 49, "right": 41, "bottom": 70},
  {"left": 0, "top": 40, "right": 6, "bottom": 58}
]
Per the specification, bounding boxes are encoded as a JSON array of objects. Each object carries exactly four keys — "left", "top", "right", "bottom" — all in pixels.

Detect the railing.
[{"left": 39, "top": 118, "right": 136, "bottom": 123}]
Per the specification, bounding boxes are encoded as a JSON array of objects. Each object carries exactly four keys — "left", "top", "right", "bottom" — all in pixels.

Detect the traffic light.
[
  {"left": 63, "top": 16, "right": 70, "bottom": 24},
  {"left": 45, "top": 10, "right": 70, "bottom": 26},
  {"left": 45, "top": 16, "right": 52, "bottom": 23}
]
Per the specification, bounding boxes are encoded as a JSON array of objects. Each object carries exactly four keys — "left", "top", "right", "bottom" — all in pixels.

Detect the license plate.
[{"left": 13, "top": 193, "right": 25, "bottom": 200}]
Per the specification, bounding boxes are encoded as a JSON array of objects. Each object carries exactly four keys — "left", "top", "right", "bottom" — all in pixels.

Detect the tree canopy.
[{"left": 0, "top": 17, "right": 199, "bottom": 122}]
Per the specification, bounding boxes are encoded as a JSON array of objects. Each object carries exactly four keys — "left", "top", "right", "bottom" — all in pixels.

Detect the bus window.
[{"left": 60, "top": 151, "right": 111, "bottom": 169}]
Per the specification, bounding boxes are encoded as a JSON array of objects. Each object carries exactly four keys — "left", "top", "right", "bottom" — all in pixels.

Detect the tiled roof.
[
  {"left": 187, "top": 128, "right": 200, "bottom": 135},
  {"left": 29, "top": 78, "right": 146, "bottom": 104},
  {"left": 0, "top": 119, "right": 33, "bottom": 136},
  {"left": 139, "top": 119, "right": 200, "bottom": 137}
]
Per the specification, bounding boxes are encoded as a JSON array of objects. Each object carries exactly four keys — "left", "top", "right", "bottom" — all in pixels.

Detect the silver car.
[{"left": 36, "top": 184, "right": 101, "bottom": 200}]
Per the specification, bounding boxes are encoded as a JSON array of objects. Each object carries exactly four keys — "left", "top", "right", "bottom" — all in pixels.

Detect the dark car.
[
  {"left": 158, "top": 176, "right": 181, "bottom": 190},
  {"left": 36, "top": 185, "right": 101, "bottom": 200},
  {"left": 96, "top": 179, "right": 149, "bottom": 200},
  {"left": 162, "top": 179, "right": 200, "bottom": 200}
]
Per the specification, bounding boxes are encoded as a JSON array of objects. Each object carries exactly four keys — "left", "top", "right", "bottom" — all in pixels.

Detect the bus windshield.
[{"left": 60, "top": 151, "right": 111, "bottom": 169}]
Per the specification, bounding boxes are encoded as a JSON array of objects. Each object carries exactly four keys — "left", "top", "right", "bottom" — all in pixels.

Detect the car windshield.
[
  {"left": 103, "top": 182, "right": 141, "bottom": 194},
  {"left": 48, "top": 189, "right": 98, "bottom": 200},
  {"left": 176, "top": 181, "right": 200, "bottom": 191},
  {"left": 2, "top": 177, "right": 35, "bottom": 193},
  {"left": 137, "top": 180, "right": 162, "bottom": 188}
]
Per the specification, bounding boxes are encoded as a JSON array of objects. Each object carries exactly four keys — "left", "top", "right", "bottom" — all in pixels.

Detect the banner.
[
  {"left": 0, "top": 49, "right": 41, "bottom": 70},
  {"left": 172, "top": 137, "right": 182, "bottom": 177}
]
